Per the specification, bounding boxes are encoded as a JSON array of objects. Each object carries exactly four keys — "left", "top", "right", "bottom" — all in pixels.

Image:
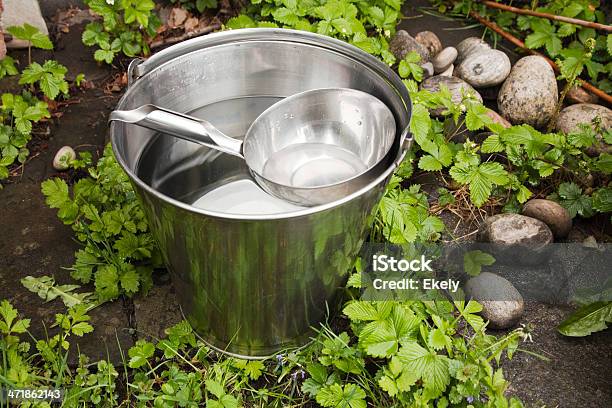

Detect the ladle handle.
[{"left": 109, "top": 104, "right": 243, "bottom": 158}]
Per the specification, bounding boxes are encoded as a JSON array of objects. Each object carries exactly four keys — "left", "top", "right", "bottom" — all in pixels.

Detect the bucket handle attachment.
[
  {"left": 109, "top": 105, "right": 244, "bottom": 158},
  {"left": 393, "top": 126, "right": 413, "bottom": 167},
  {"left": 127, "top": 58, "right": 145, "bottom": 88}
]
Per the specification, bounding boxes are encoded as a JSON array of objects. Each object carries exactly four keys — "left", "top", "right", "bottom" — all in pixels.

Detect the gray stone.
[
  {"left": 134, "top": 283, "right": 183, "bottom": 341},
  {"left": 420, "top": 75, "right": 482, "bottom": 116},
  {"left": 465, "top": 272, "right": 524, "bottom": 329},
  {"left": 439, "top": 64, "right": 453, "bottom": 77},
  {"left": 432, "top": 46, "right": 457, "bottom": 73},
  {"left": 522, "top": 199, "right": 572, "bottom": 239},
  {"left": 556, "top": 103, "right": 612, "bottom": 156},
  {"left": 414, "top": 31, "right": 442, "bottom": 58},
  {"left": 555, "top": 103, "right": 612, "bottom": 134},
  {"left": 455, "top": 37, "right": 491, "bottom": 65},
  {"left": 480, "top": 213, "right": 553, "bottom": 247},
  {"left": 456, "top": 49, "right": 511, "bottom": 87},
  {"left": 389, "top": 30, "right": 430, "bottom": 62},
  {"left": 498, "top": 56, "right": 558, "bottom": 128},
  {"left": 53, "top": 146, "right": 76, "bottom": 171},
  {"left": 2, "top": 0, "right": 49, "bottom": 49},
  {"left": 479, "top": 213, "right": 553, "bottom": 265}
]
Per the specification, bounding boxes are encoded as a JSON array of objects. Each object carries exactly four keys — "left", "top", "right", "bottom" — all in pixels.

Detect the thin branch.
[
  {"left": 480, "top": 0, "right": 612, "bottom": 32},
  {"left": 469, "top": 10, "right": 612, "bottom": 106}
]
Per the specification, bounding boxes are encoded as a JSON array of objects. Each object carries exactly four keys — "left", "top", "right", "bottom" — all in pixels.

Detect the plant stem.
[
  {"left": 469, "top": 10, "right": 612, "bottom": 105},
  {"left": 547, "top": 78, "right": 577, "bottom": 133},
  {"left": 480, "top": 0, "right": 612, "bottom": 32}
]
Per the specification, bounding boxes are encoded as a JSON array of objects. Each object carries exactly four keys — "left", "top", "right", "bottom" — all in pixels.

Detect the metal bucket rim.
[{"left": 110, "top": 28, "right": 412, "bottom": 221}]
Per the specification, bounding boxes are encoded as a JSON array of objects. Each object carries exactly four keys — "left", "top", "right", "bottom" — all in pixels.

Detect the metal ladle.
[{"left": 109, "top": 88, "right": 396, "bottom": 206}]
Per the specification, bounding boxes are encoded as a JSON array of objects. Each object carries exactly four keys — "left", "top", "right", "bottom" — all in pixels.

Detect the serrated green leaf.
[
  {"left": 410, "top": 104, "right": 431, "bottom": 145},
  {"left": 225, "top": 14, "right": 256, "bottom": 29},
  {"left": 128, "top": 339, "right": 155, "bottom": 368},
  {"left": 419, "top": 155, "right": 443, "bottom": 171},
  {"left": 41, "top": 178, "right": 70, "bottom": 208},
  {"left": 7, "top": 24, "right": 53, "bottom": 49},
  {"left": 557, "top": 182, "right": 593, "bottom": 218},
  {"left": 481, "top": 134, "right": 504, "bottom": 153},
  {"left": 120, "top": 268, "right": 140, "bottom": 294},
  {"left": 397, "top": 341, "right": 449, "bottom": 396},
  {"left": 558, "top": 301, "right": 612, "bottom": 337},
  {"left": 205, "top": 379, "right": 225, "bottom": 399},
  {"left": 316, "top": 383, "right": 366, "bottom": 408},
  {"left": 71, "top": 321, "right": 94, "bottom": 336},
  {"left": 428, "top": 327, "right": 448, "bottom": 350},
  {"left": 95, "top": 264, "right": 120, "bottom": 301},
  {"left": 463, "top": 250, "right": 495, "bottom": 276}
]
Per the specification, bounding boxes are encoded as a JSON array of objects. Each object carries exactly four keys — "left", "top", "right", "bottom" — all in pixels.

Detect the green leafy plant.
[
  {"left": 0, "top": 92, "right": 50, "bottom": 185},
  {"left": 5, "top": 25, "right": 69, "bottom": 100},
  {"left": 0, "top": 300, "right": 119, "bottom": 405},
  {"left": 316, "top": 383, "right": 366, "bottom": 408},
  {"left": 0, "top": 56, "right": 19, "bottom": 79},
  {"left": 0, "top": 24, "right": 71, "bottom": 186},
  {"left": 226, "top": 0, "right": 402, "bottom": 65},
  {"left": 169, "top": 0, "right": 218, "bottom": 13},
  {"left": 42, "top": 144, "right": 162, "bottom": 302},
  {"left": 6, "top": 23, "right": 53, "bottom": 63},
  {"left": 398, "top": 51, "right": 423, "bottom": 81},
  {"left": 82, "top": 0, "right": 160, "bottom": 64},
  {"left": 19, "top": 60, "right": 69, "bottom": 100}
]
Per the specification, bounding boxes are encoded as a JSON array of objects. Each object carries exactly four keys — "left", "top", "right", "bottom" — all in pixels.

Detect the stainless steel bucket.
[{"left": 110, "top": 29, "right": 412, "bottom": 358}]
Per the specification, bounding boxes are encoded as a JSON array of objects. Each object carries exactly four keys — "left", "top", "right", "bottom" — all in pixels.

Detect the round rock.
[
  {"left": 456, "top": 49, "right": 511, "bottom": 87},
  {"left": 464, "top": 272, "right": 524, "bottom": 329},
  {"left": 480, "top": 213, "right": 553, "bottom": 247},
  {"left": 498, "top": 56, "right": 558, "bottom": 128},
  {"left": 389, "top": 30, "right": 430, "bottom": 62},
  {"left": 421, "top": 75, "right": 482, "bottom": 116},
  {"left": 415, "top": 31, "right": 443, "bottom": 58},
  {"left": 432, "top": 46, "right": 458, "bottom": 73},
  {"left": 555, "top": 103, "right": 612, "bottom": 134},
  {"left": 53, "top": 146, "right": 76, "bottom": 171},
  {"left": 455, "top": 37, "right": 491, "bottom": 65},
  {"left": 522, "top": 199, "right": 572, "bottom": 239}
]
